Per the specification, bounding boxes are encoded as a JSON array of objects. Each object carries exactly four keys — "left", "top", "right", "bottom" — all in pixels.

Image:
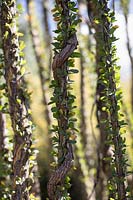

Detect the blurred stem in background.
[
  {"left": 121, "top": 0, "right": 133, "bottom": 196},
  {"left": 27, "top": 0, "right": 51, "bottom": 128},
  {"left": 26, "top": 1, "right": 53, "bottom": 199},
  {"left": 86, "top": 1, "right": 110, "bottom": 199},
  {"left": 120, "top": 0, "right": 133, "bottom": 113},
  {"left": 42, "top": 0, "right": 52, "bottom": 80}
]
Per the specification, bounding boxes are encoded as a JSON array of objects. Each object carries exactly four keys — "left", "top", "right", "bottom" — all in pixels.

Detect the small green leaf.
[
  {"left": 68, "top": 69, "right": 79, "bottom": 74},
  {"left": 51, "top": 107, "right": 58, "bottom": 113},
  {"left": 70, "top": 52, "right": 80, "bottom": 58}
]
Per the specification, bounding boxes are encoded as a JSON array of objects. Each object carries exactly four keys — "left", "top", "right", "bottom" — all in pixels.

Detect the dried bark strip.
[{"left": 1, "top": 1, "right": 33, "bottom": 199}]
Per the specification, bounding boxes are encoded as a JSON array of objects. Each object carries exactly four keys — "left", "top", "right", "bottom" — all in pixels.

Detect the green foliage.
[
  {"left": 1, "top": 1, "right": 37, "bottom": 199},
  {"left": 50, "top": 1, "right": 79, "bottom": 148},
  {"left": 0, "top": 46, "right": 11, "bottom": 200},
  {"left": 1, "top": 0, "right": 132, "bottom": 199},
  {"left": 49, "top": 0, "right": 80, "bottom": 199},
  {"left": 93, "top": 0, "right": 130, "bottom": 199}
]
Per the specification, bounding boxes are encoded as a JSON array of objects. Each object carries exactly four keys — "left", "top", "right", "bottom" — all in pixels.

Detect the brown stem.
[
  {"left": 86, "top": 1, "right": 110, "bottom": 199},
  {"left": 87, "top": 0, "right": 127, "bottom": 199},
  {"left": 101, "top": 1, "right": 127, "bottom": 199},
  {"left": 95, "top": 38, "right": 110, "bottom": 200},
  {"left": 1, "top": 1, "right": 33, "bottom": 199},
  {"left": 47, "top": 0, "right": 78, "bottom": 199},
  {"left": 80, "top": 48, "right": 87, "bottom": 146},
  {"left": 0, "top": 100, "right": 5, "bottom": 152}
]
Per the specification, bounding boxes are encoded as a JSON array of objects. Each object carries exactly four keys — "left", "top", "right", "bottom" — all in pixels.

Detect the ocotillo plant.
[
  {"left": 86, "top": 0, "right": 110, "bottom": 199},
  {"left": 1, "top": 0, "right": 35, "bottom": 199},
  {"left": 47, "top": 0, "right": 80, "bottom": 199},
  {"left": 91, "top": 0, "right": 129, "bottom": 199}
]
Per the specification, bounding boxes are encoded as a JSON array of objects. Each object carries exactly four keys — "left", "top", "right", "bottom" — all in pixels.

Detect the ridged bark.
[
  {"left": 1, "top": 1, "right": 33, "bottom": 199},
  {"left": 47, "top": 0, "right": 78, "bottom": 199}
]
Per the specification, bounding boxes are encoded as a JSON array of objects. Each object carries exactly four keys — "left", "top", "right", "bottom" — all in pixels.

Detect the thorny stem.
[
  {"left": 99, "top": 0, "right": 127, "bottom": 199},
  {"left": 1, "top": 1, "right": 34, "bottom": 199},
  {"left": 47, "top": 0, "right": 78, "bottom": 199}
]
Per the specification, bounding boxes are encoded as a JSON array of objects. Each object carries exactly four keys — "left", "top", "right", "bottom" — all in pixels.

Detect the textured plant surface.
[
  {"left": 0, "top": 48, "right": 11, "bottom": 199},
  {"left": 47, "top": 0, "right": 79, "bottom": 199},
  {"left": 0, "top": 0, "right": 132, "bottom": 199},
  {"left": 1, "top": 0, "right": 35, "bottom": 199},
  {"left": 91, "top": 0, "right": 129, "bottom": 199}
]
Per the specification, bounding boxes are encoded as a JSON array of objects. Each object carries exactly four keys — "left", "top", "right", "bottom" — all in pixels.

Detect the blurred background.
[{"left": 6, "top": 0, "right": 133, "bottom": 199}]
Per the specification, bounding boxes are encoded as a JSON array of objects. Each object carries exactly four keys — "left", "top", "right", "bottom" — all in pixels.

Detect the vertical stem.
[
  {"left": 47, "top": 0, "right": 78, "bottom": 199},
  {"left": 95, "top": 28, "right": 109, "bottom": 200},
  {"left": 124, "top": 14, "right": 133, "bottom": 113},
  {"left": 27, "top": 0, "right": 51, "bottom": 128},
  {"left": 120, "top": 2, "right": 133, "bottom": 197},
  {"left": 1, "top": 1, "right": 34, "bottom": 199},
  {"left": 86, "top": 1, "right": 110, "bottom": 199},
  {"left": 80, "top": 48, "right": 87, "bottom": 147},
  {"left": 98, "top": 1, "right": 127, "bottom": 199},
  {"left": 78, "top": 47, "right": 90, "bottom": 200},
  {"left": 88, "top": 0, "right": 128, "bottom": 199},
  {"left": 78, "top": 43, "right": 94, "bottom": 200},
  {"left": 42, "top": 0, "right": 52, "bottom": 80},
  {"left": 0, "top": 100, "right": 5, "bottom": 152}
]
